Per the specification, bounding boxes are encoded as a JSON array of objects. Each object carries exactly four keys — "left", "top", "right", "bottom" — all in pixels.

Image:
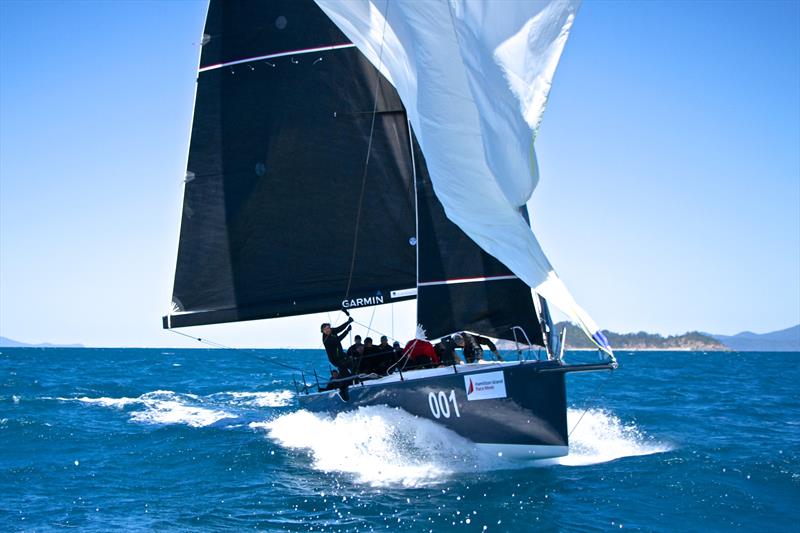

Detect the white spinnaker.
[{"left": 315, "top": 0, "right": 611, "bottom": 354}]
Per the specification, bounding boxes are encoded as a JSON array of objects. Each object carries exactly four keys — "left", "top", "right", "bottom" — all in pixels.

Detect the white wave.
[
  {"left": 132, "top": 399, "right": 233, "bottom": 427},
  {"left": 129, "top": 391, "right": 236, "bottom": 428},
  {"left": 60, "top": 391, "right": 235, "bottom": 428},
  {"left": 214, "top": 390, "right": 294, "bottom": 407},
  {"left": 63, "top": 396, "right": 140, "bottom": 409},
  {"left": 257, "top": 406, "right": 503, "bottom": 488},
  {"left": 554, "top": 408, "right": 672, "bottom": 466}
]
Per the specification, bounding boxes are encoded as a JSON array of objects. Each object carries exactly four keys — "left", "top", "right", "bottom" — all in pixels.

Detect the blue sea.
[{"left": 1, "top": 348, "right": 798, "bottom": 532}]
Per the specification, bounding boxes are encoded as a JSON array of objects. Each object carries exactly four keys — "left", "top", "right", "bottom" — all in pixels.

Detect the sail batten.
[
  {"left": 198, "top": 43, "right": 356, "bottom": 73},
  {"left": 417, "top": 275, "right": 519, "bottom": 287}
]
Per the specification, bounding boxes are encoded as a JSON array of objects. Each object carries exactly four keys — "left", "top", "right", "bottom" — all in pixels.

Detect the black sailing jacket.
[
  {"left": 461, "top": 332, "right": 497, "bottom": 363},
  {"left": 322, "top": 319, "right": 352, "bottom": 367}
]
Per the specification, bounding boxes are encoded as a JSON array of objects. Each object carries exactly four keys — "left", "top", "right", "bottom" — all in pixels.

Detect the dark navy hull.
[{"left": 297, "top": 360, "right": 570, "bottom": 459}]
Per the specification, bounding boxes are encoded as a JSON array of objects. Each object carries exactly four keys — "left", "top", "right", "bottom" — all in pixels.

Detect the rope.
[
  {"left": 365, "top": 306, "right": 377, "bottom": 339},
  {"left": 567, "top": 371, "right": 612, "bottom": 438},
  {"left": 343, "top": 0, "right": 391, "bottom": 300},
  {"left": 387, "top": 337, "right": 417, "bottom": 374},
  {"left": 166, "top": 329, "right": 304, "bottom": 372}
]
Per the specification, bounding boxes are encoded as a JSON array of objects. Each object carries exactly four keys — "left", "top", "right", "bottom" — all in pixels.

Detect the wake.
[
  {"left": 255, "top": 406, "right": 495, "bottom": 487},
  {"left": 58, "top": 391, "right": 670, "bottom": 486},
  {"left": 256, "top": 406, "right": 672, "bottom": 487}
]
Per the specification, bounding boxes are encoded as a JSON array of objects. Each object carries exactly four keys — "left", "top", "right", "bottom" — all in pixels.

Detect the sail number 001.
[{"left": 428, "top": 390, "right": 461, "bottom": 419}]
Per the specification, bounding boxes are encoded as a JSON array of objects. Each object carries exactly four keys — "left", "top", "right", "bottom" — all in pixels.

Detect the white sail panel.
[{"left": 315, "top": 0, "right": 611, "bottom": 354}]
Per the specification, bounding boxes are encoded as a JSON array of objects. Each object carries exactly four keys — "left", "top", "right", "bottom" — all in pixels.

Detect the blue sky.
[{"left": 1, "top": 0, "right": 798, "bottom": 348}]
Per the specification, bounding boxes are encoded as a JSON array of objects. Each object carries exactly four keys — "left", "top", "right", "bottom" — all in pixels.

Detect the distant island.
[
  {"left": 554, "top": 322, "right": 727, "bottom": 351},
  {"left": 553, "top": 323, "right": 799, "bottom": 352},
  {"left": 0, "top": 336, "right": 84, "bottom": 348},
  {"left": 708, "top": 325, "right": 800, "bottom": 352}
]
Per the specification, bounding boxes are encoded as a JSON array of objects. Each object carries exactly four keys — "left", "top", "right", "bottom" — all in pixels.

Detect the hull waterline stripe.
[
  {"left": 198, "top": 43, "right": 357, "bottom": 73},
  {"left": 417, "top": 274, "right": 519, "bottom": 287},
  {"left": 474, "top": 443, "right": 569, "bottom": 460}
]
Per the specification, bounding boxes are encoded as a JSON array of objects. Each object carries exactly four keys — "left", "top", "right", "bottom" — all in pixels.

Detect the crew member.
[
  {"left": 434, "top": 335, "right": 460, "bottom": 366},
  {"left": 387, "top": 341, "right": 403, "bottom": 373},
  {"left": 378, "top": 335, "right": 392, "bottom": 353},
  {"left": 402, "top": 338, "right": 440, "bottom": 369},
  {"left": 375, "top": 335, "right": 396, "bottom": 374},
  {"left": 452, "top": 332, "right": 503, "bottom": 363},
  {"left": 361, "top": 337, "right": 382, "bottom": 374},
  {"left": 321, "top": 315, "right": 354, "bottom": 375},
  {"left": 319, "top": 370, "right": 340, "bottom": 391},
  {"left": 346, "top": 335, "right": 364, "bottom": 358}
]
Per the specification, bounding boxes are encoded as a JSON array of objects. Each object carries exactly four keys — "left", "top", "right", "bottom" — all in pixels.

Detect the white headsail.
[{"left": 315, "top": 0, "right": 611, "bottom": 354}]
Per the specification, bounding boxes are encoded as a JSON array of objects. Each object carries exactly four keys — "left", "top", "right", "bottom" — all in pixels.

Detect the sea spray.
[
  {"left": 557, "top": 407, "right": 672, "bottom": 466},
  {"left": 257, "top": 406, "right": 504, "bottom": 487},
  {"left": 209, "top": 390, "right": 293, "bottom": 408},
  {"left": 260, "top": 405, "right": 672, "bottom": 485}
]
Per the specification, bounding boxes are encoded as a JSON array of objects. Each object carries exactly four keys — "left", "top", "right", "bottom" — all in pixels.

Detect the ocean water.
[{"left": 1, "top": 348, "right": 798, "bottom": 532}]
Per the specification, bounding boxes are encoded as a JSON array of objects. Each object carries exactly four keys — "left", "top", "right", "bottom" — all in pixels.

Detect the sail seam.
[
  {"left": 418, "top": 275, "right": 519, "bottom": 287},
  {"left": 198, "top": 43, "right": 356, "bottom": 73}
]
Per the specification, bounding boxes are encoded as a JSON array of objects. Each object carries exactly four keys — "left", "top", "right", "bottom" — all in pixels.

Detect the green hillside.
[{"left": 556, "top": 322, "right": 728, "bottom": 351}]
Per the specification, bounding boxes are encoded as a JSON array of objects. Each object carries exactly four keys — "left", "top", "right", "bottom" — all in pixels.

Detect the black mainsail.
[
  {"left": 165, "top": 0, "right": 551, "bottom": 348},
  {"left": 167, "top": 0, "right": 418, "bottom": 328}
]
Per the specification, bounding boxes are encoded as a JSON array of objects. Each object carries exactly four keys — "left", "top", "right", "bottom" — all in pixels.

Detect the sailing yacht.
[{"left": 164, "top": 0, "right": 617, "bottom": 459}]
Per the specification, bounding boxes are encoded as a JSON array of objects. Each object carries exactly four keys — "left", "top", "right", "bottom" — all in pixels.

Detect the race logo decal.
[{"left": 464, "top": 371, "right": 506, "bottom": 401}]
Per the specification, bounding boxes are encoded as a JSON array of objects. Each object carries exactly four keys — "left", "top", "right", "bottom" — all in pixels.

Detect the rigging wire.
[
  {"left": 365, "top": 306, "right": 378, "bottom": 339},
  {"left": 343, "top": 0, "right": 391, "bottom": 300},
  {"left": 567, "top": 367, "right": 612, "bottom": 439},
  {"left": 166, "top": 329, "right": 304, "bottom": 372},
  {"left": 349, "top": 317, "right": 401, "bottom": 344}
]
